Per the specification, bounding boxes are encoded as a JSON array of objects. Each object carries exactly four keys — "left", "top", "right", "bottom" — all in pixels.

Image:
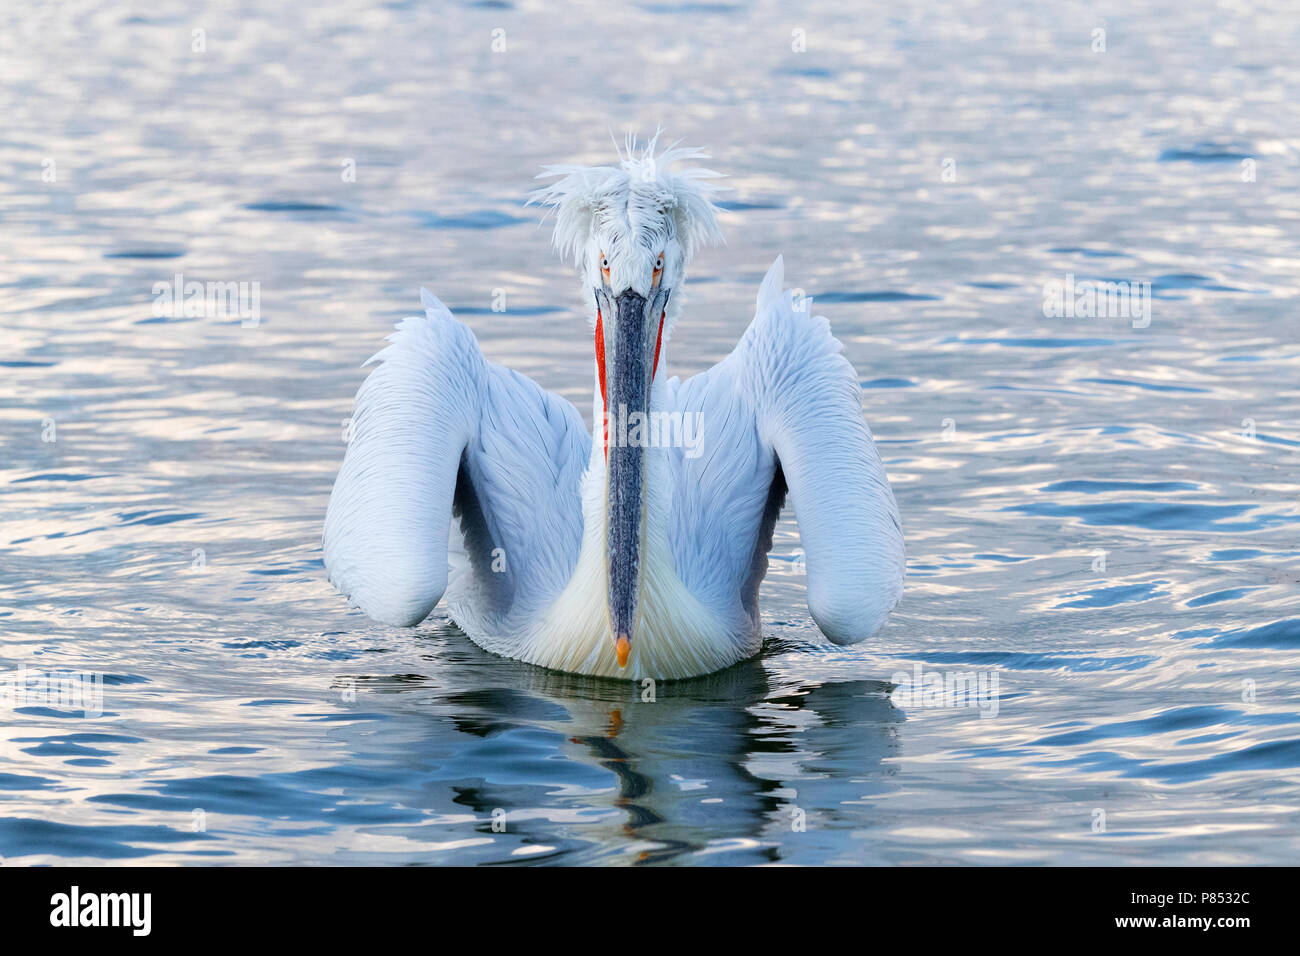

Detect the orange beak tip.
[{"left": 615, "top": 635, "right": 631, "bottom": 669}]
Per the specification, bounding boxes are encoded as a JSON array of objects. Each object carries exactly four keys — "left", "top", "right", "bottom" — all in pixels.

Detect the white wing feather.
[
  {"left": 322, "top": 291, "right": 589, "bottom": 628},
  {"left": 324, "top": 260, "right": 902, "bottom": 659},
  {"left": 669, "top": 257, "right": 904, "bottom": 643}
]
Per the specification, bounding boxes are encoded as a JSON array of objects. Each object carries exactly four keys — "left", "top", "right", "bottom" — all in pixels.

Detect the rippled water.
[{"left": 2, "top": 0, "right": 1299, "bottom": 864}]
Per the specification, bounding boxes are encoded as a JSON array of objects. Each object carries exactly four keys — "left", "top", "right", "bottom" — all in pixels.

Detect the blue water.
[{"left": 1, "top": 0, "right": 1298, "bottom": 864}]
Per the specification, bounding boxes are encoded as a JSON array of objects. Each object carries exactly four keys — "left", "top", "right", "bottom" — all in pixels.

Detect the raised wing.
[
  {"left": 322, "top": 291, "right": 590, "bottom": 627},
  {"left": 668, "top": 257, "right": 904, "bottom": 642}
]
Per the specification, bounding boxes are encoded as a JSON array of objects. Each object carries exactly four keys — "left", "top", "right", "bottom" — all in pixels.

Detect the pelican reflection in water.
[{"left": 333, "top": 627, "right": 903, "bottom": 865}]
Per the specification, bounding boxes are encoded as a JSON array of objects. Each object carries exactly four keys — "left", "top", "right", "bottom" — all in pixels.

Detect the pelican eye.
[
  {"left": 652, "top": 253, "right": 664, "bottom": 285},
  {"left": 600, "top": 253, "right": 610, "bottom": 282}
]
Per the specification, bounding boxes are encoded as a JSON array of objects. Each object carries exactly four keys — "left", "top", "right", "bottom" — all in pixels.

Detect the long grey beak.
[{"left": 605, "top": 289, "right": 650, "bottom": 669}]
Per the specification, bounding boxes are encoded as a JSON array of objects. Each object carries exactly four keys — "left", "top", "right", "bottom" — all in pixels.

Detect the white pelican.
[{"left": 323, "top": 136, "right": 904, "bottom": 680}]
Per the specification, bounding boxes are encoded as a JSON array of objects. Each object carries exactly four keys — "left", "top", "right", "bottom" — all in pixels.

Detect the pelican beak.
[{"left": 596, "top": 285, "right": 668, "bottom": 670}]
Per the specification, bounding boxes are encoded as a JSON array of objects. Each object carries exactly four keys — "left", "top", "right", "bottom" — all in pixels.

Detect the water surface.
[{"left": 1, "top": 0, "right": 1299, "bottom": 864}]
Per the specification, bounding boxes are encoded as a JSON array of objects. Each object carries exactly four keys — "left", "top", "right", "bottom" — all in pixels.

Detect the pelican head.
[{"left": 531, "top": 133, "right": 724, "bottom": 668}]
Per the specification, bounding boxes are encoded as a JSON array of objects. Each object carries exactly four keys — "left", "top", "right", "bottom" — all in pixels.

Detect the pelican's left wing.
[
  {"left": 322, "top": 291, "right": 590, "bottom": 627},
  {"left": 744, "top": 258, "right": 904, "bottom": 640},
  {"left": 671, "top": 257, "right": 904, "bottom": 643}
]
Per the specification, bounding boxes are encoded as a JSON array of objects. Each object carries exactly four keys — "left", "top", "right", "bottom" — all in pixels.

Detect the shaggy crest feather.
[{"left": 528, "top": 130, "right": 725, "bottom": 265}]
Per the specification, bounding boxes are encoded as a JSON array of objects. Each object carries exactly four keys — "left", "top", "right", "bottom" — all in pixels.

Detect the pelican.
[{"left": 322, "top": 135, "right": 904, "bottom": 680}]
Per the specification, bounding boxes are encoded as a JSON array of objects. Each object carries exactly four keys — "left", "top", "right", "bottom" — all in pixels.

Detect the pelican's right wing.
[{"left": 322, "top": 291, "right": 590, "bottom": 627}]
